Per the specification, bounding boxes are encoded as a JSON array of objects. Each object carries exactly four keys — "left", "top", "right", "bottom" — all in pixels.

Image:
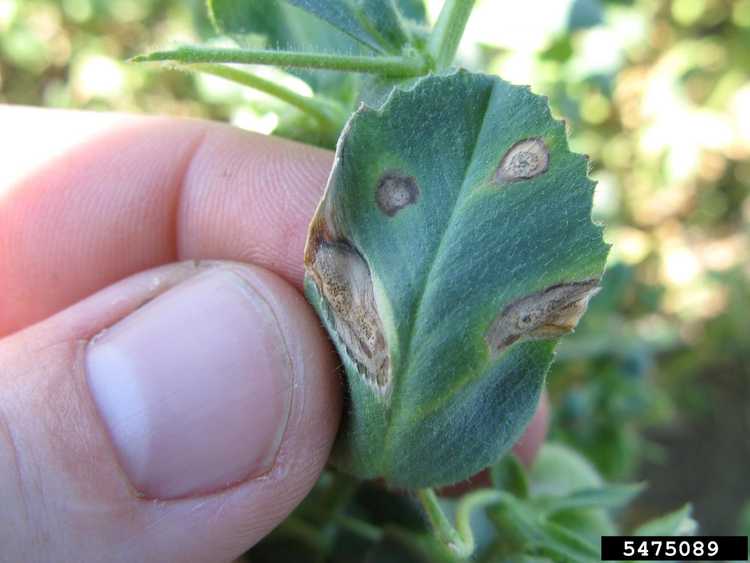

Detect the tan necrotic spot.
[
  {"left": 485, "top": 280, "right": 600, "bottom": 359},
  {"left": 495, "top": 138, "right": 549, "bottom": 183},
  {"left": 376, "top": 171, "right": 419, "bottom": 216},
  {"left": 310, "top": 241, "right": 390, "bottom": 390}
]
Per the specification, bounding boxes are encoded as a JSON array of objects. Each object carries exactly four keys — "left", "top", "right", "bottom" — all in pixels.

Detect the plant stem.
[
  {"left": 319, "top": 472, "right": 360, "bottom": 521},
  {"left": 334, "top": 514, "right": 384, "bottom": 542},
  {"left": 315, "top": 471, "right": 363, "bottom": 550},
  {"left": 276, "top": 516, "right": 326, "bottom": 551},
  {"left": 188, "top": 63, "right": 346, "bottom": 131},
  {"left": 417, "top": 487, "right": 506, "bottom": 558},
  {"left": 132, "top": 46, "right": 428, "bottom": 77},
  {"left": 427, "top": 0, "right": 477, "bottom": 70},
  {"left": 417, "top": 489, "right": 466, "bottom": 556}
]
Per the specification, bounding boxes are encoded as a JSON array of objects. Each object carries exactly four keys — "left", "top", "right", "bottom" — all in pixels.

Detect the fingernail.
[{"left": 86, "top": 269, "right": 293, "bottom": 499}]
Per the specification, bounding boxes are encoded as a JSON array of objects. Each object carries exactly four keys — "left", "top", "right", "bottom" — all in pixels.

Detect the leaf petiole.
[
  {"left": 131, "top": 46, "right": 429, "bottom": 77},
  {"left": 417, "top": 487, "right": 507, "bottom": 558},
  {"left": 186, "top": 63, "right": 347, "bottom": 132}
]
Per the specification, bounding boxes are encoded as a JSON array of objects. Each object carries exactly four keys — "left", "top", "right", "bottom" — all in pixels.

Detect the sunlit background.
[{"left": 1, "top": 0, "right": 748, "bottom": 535}]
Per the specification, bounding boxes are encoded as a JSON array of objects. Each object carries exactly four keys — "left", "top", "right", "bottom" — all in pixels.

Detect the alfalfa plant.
[{"left": 135, "top": 1, "right": 696, "bottom": 559}]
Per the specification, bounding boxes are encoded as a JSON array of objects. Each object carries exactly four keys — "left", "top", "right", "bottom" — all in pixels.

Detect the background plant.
[{"left": 2, "top": 0, "right": 748, "bottom": 559}]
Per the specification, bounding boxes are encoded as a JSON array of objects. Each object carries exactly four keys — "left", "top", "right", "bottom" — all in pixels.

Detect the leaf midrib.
[{"left": 381, "top": 76, "right": 497, "bottom": 469}]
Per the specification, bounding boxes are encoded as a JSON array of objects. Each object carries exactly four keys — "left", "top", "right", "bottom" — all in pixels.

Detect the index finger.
[{"left": 0, "top": 106, "right": 333, "bottom": 336}]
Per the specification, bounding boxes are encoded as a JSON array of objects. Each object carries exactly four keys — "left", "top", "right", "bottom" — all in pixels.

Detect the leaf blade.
[
  {"left": 633, "top": 504, "right": 697, "bottom": 536},
  {"left": 304, "top": 71, "right": 609, "bottom": 487},
  {"left": 537, "top": 483, "right": 645, "bottom": 515},
  {"left": 284, "top": 0, "right": 388, "bottom": 52},
  {"left": 206, "top": 0, "right": 365, "bottom": 94}
]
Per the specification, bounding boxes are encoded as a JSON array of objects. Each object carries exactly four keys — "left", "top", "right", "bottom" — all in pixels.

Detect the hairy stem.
[
  {"left": 427, "top": 0, "right": 477, "bottom": 70},
  {"left": 188, "top": 63, "right": 346, "bottom": 131},
  {"left": 417, "top": 488, "right": 506, "bottom": 558},
  {"left": 417, "top": 489, "right": 466, "bottom": 556},
  {"left": 132, "top": 46, "right": 428, "bottom": 77}
]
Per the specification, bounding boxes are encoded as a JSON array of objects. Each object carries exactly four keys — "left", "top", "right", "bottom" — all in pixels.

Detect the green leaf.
[
  {"left": 208, "top": 0, "right": 364, "bottom": 51},
  {"left": 207, "top": 0, "right": 363, "bottom": 95},
  {"left": 304, "top": 70, "right": 609, "bottom": 488},
  {"left": 538, "top": 483, "right": 645, "bottom": 515},
  {"left": 536, "top": 521, "right": 601, "bottom": 563},
  {"left": 283, "top": 0, "right": 392, "bottom": 52},
  {"left": 209, "top": 0, "right": 416, "bottom": 54},
  {"left": 567, "top": 0, "right": 604, "bottom": 30},
  {"left": 490, "top": 454, "right": 530, "bottom": 498},
  {"left": 529, "top": 443, "right": 605, "bottom": 495},
  {"left": 395, "top": 0, "right": 427, "bottom": 23},
  {"left": 286, "top": 0, "right": 427, "bottom": 51},
  {"left": 205, "top": 0, "right": 425, "bottom": 102},
  {"left": 487, "top": 494, "right": 600, "bottom": 563},
  {"left": 355, "top": 0, "right": 412, "bottom": 50},
  {"left": 633, "top": 504, "right": 697, "bottom": 536},
  {"left": 286, "top": 0, "right": 421, "bottom": 52},
  {"left": 356, "top": 74, "right": 420, "bottom": 109},
  {"left": 528, "top": 444, "right": 616, "bottom": 540}
]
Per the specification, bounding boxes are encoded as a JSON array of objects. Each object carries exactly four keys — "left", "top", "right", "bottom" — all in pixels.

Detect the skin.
[{"left": 0, "top": 106, "right": 546, "bottom": 562}]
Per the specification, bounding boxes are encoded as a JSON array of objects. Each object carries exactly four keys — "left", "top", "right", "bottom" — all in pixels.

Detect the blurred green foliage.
[{"left": 2, "top": 0, "right": 748, "bottom": 538}]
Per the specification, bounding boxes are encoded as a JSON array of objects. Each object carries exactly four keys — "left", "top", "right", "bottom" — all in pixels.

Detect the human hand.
[{"left": 0, "top": 106, "right": 546, "bottom": 562}]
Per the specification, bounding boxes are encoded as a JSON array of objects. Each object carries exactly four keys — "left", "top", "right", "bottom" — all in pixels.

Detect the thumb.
[{"left": 0, "top": 261, "right": 340, "bottom": 563}]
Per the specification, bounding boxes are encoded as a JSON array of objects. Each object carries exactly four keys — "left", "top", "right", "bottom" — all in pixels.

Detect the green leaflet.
[
  {"left": 208, "top": 0, "right": 424, "bottom": 54},
  {"left": 528, "top": 443, "right": 616, "bottom": 541},
  {"left": 392, "top": 0, "right": 426, "bottom": 24},
  {"left": 304, "top": 70, "right": 609, "bottom": 488},
  {"left": 283, "top": 0, "right": 409, "bottom": 53},
  {"left": 538, "top": 483, "right": 644, "bottom": 514},
  {"left": 207, "top": 0, "right": 363, "bottom": 96},
  {"left": 354, "top": 0, "right": 411, "bottom": 51},
  {"left": 633, "top": 504, "right": 697, "bottom": 536},
  {"left": 279, "top": 0, "right": 386, "bottom": 53},
  {"left": 208, "top": 0, "right": 364, "bottom": 50},
  {"left": 206, "top": 0, "right": 425, "bottom": 101}
]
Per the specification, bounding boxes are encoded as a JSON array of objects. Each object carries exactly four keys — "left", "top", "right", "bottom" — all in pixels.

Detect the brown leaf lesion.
[
  {"left": 306, "top": 238, "right": 391, "bottom": 391},
  {"left": 495, "top": 138, "right": 550, "bottom": 183},
  {"left": 485, "top": 280, "right": 600, "bottom": 359},
  {"left": 375, "top": 171, "right": 419, "bottom": 216}
]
